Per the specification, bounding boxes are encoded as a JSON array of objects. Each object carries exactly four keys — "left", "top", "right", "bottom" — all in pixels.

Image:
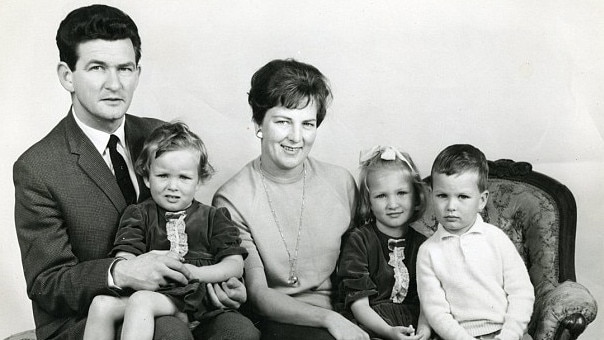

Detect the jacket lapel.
[
  {"left": 64, "top": 112, "right": 127, "bottom": 211},
  {"left": 124, "top": 115, "right": 151, "bottom": 202}
]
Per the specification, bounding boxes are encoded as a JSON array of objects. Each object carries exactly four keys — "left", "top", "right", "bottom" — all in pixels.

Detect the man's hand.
[
  {"left": 206, "top": 277, "right": 247, "bottom": 309},
  {"left": 112, "top": 250, "right": 191, "bottom": 290}
]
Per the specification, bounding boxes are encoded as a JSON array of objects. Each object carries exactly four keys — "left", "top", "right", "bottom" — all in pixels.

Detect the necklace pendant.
[
  {"left": 287, "top": 274, "right": 300, "bottom": 287},
  {"left": 259, "top": 160, "right": 305, "bottom": 290}
]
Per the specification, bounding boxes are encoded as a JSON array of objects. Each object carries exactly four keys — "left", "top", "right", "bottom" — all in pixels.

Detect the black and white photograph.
[{"left": 1, "top": 1, "right": 602, "bottom": 339}]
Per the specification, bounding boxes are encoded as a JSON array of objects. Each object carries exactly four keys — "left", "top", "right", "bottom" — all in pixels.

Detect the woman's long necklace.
[{"left": 258, "top": 161, "right": 306, "bottom": 287}]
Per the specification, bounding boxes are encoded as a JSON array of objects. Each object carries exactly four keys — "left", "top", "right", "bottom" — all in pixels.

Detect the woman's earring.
[{"left": 256, "top": 130, "right": 263, "bottom": 139}]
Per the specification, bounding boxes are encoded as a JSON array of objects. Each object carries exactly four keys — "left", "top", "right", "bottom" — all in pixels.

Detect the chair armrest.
[{"left": 529, "top": 280, "right": 598, "bottom": 340}]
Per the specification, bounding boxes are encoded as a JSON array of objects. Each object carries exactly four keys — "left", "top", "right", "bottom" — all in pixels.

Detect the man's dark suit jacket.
[{"left": 14, "top": 112, "right": 163, "bottom": 340}]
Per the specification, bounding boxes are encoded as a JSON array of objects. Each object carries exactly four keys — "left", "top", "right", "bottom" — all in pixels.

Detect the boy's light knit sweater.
[{"left": 417, "top": 215, "right": 534, "bottom": 340}]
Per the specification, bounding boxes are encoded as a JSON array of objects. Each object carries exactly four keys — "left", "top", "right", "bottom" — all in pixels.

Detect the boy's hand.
[{"left": 415, "top": 324, "right": 432, "bottom": 340}]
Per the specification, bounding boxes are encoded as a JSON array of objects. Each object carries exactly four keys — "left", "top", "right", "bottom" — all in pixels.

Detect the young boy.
[{"left": 417, "top": 144, "right": 534, "bottom": 340}]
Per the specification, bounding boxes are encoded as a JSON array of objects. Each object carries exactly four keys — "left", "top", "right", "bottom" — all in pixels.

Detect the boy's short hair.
[
  {"left": 135, "top": 122, "right": 214, "bottom": 182},
  {"left": 56, "top": 4, "right": 142, "bottom": 70},
  {"left": 248, "top": 58, "right": 332, "bottom": 127},
  {"left": 431, "top": 144, "right": 489, "bottom": 192}
]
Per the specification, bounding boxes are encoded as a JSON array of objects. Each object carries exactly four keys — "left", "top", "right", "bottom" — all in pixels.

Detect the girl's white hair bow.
[{"left": 359, "top": 145, "right": 414, "bottom": 172}]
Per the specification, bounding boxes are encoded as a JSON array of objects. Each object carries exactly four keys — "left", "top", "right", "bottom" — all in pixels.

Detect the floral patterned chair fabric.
[{"left": 411, "top": 159, "right": 597, "bottom": 340}]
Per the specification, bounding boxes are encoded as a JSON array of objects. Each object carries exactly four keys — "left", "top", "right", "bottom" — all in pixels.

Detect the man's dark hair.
[{"left": 56, "top": 4, "right": 141, "bottom": 70}]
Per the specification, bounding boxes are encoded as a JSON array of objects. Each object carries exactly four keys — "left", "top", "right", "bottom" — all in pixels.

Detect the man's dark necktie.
[{"left": 107, "top": 135, "right": 137, "bottom": 205}]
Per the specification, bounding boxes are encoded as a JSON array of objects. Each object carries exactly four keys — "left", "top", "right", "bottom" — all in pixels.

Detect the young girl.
[
  {"left": 83, "top": 122, "right": 259, "bottom": 340},
  {"left": 337, "top": 145, "right": 431, "bottom": 340}
]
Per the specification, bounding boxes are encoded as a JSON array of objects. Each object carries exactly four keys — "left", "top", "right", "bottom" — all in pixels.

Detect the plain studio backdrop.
[{"left": 1, "top": 0, "right": 602, "bottom": 337}]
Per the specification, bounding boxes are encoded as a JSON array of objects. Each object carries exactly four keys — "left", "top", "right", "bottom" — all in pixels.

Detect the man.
[{"left": 14, "top": 5, "right": 245, "bottom": 339}]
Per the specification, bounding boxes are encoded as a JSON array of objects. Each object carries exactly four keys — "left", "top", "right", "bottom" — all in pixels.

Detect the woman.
[{"left": 213, "top": 59, "right": 368, "bottom": 340}]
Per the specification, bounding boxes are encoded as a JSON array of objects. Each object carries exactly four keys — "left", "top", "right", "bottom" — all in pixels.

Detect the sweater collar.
[{"left": 436, "top": 214, "right": 485, "bottom": 240}]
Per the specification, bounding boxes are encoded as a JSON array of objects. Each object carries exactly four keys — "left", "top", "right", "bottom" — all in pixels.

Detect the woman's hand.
[
  {"left": 324, "top": 311, "right": 370, "bottom": 340},
  {"left": 206, "top": 277, "right": 247, "bottom": 309},
  {"left": 387, "top": 325, "right": 423, "bottom": 340}
]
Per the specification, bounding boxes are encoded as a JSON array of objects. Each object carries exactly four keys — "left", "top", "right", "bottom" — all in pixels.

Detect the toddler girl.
[
  {"left": 84, "top": 122, "right": 258, "bottom": 340},
  {"left": 337, "top": 145, "right": 431, "bottom": 340}
]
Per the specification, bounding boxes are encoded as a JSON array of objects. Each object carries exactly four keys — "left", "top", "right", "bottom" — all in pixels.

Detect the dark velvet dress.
[
  {"left": 112, "top": 198, "right": 247, "bottom": 321},
  {"left": 337, "top": 223, "right": 426, "bottom": 333}
]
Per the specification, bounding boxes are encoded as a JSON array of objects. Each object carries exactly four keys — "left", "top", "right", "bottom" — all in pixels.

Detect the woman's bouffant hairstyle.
[
  {"left": 56, "top": 4, "right": 142, "bottom": 71},
  {"left": 431, "top": 144, "right": 489, "bottom": 192},
  {"left": 248, "top": 58, "right": 332, "bottom": 127},
  {"left": 356, "top": 147, "right": 427, "bottom": 226},
  {"left": 135, "top": 122, "right": 214, "bottom": 182}
]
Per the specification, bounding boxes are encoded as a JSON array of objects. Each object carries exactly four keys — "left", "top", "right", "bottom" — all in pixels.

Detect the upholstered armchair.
[{"left": 411, "top": 159, "right": 598, "bottom": 340}]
